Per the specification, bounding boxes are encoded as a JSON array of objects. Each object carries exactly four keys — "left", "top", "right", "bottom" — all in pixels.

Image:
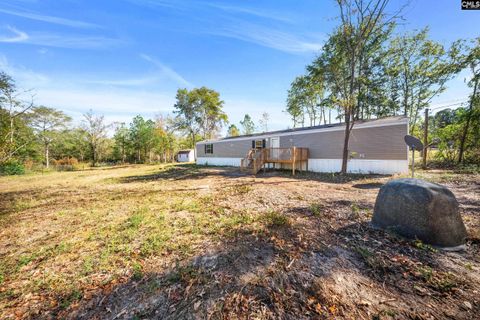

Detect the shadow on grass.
[
  {"left": 119, "top": 164, "right": 391, "bottom": 185},
  {"left": 0, "top": 189, "right": 43, "bottom": 217},
  {"left": 24, "top": 200, "right": 478, "bottom": 320},
  {"left": 78, "top": 164, "right": 136, "bottom": 171},
  {"left": 352, "top": 182, "right": 384, "bottom": 189},
  {"left": 119, "top": 163, "right": 212, "bottom": 183},
  {"left": 239, "top": 167, "right": 390, "bottom": 184},
  {"left": 61, "top": 225, "right": 301, "bottom": 319}
]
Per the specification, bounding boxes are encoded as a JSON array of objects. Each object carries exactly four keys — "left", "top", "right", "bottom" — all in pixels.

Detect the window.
[
  {"left": 252, "top": 139, "right": 266, "bottom": 149},
  {"left": 205, "top": 144, "right": 213, "bottom": 154}
]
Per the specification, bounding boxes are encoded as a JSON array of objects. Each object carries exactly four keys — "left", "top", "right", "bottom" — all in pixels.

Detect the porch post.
[{"left": 292, "top": 146, "right": 296, "bottom": 176}]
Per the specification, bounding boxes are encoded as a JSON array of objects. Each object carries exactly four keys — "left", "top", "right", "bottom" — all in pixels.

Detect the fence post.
[
  {"left": 292, "top": 146, "right": 296, "bottom": 176},
  {"left": 306, "top": 149, "right": 309, "bottom": 171}
]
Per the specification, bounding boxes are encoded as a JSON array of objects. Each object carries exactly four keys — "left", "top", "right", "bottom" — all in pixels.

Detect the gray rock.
[{"left": 372, "top": 178, "right": 467, "bottom": 248}]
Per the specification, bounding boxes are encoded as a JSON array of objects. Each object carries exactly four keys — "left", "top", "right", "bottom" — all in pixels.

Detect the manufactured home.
[
  {"left": 196, "top": 116, "right": 409, "bottom": 175},
  {"left": 176, "top": 149, "right": 195, "bottom": 162}
]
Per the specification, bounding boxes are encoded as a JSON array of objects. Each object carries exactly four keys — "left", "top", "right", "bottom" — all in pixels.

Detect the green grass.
[
  {"left": 167, "top": 264, "right": 199, "bottom": 284},
  {"left": 59, "top": 289, "right": 83, "bottom": 309},
  {"left": 416, "top": 266, "right": 458, "bottom": 292},
  {"left": 309, "top": 203, "right": 323, "bottom": 217},
  {"left": 355, "top": 246, "right": 383, "bottom": 269},
  {"left": 413, "top": 239, "right": 438, "bottom": 253},
  {"left": 1, "top": 163, "right": 283, "bottom": 318},
  {"left": 262, "top": 210, "right": 290, "bottom": 227},
  {"left": 1, "top": 163, "right": 476, "bottom": 318}
]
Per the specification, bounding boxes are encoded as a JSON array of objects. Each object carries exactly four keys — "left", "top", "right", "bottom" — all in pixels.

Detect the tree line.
[
  {"left": 1, "top": 0, "right": 478, "bottom": 175},
  {"left": 286, "top": 0, "right": 479, "bottom": 173},
  {"left": 0, "top": 77, "right": 215, "bottom": 173},
  {"left": 0, "top": 76, "right": 274, "bottom": 174}
]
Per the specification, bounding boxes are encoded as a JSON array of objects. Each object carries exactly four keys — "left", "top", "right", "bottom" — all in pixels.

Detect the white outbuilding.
[{"left": 176, "top": 149, "right": 195, "bottom": 162}]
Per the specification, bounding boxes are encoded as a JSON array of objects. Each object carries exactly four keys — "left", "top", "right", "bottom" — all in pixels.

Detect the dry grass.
[
  {"left": 0, "top": 164, "right": 270, "bottom": 318},
  {"left": 0, "top": 164, "right": 478, "bottom": 319}
]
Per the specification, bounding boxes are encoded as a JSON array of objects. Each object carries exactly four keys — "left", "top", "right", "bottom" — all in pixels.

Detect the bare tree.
[
  {"left": 258, "top": 112, "right": 270, "bottom": 132},
  {"left": 458, "top": 38, "right": 480, "bottom": 163},
  {"left": 0, "top": 72, "right": 35, "bottom": 164},
  {"left": 81, "top": 110, "right": 109, "bottom": 166},
  {"left": 335, "top": 0, "right": 397, "bottom": 174},
  {"left": 30, "top": 106, "right": 71, "bottom": 168}
]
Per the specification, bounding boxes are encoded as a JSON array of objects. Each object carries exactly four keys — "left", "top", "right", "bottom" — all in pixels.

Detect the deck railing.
[
  {"left": 240, "top": 148, "right": 266, "bottom": 174},
  {"left": 265, "top": 147, "right": 308, "bottom": 162},
  {"left": 241, "top": 147, "right": 308, "bottom": 175}
]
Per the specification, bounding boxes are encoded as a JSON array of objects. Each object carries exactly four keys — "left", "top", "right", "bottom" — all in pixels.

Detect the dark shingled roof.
[
  {"left": 177, "top": 150, "right": 193, "bottom": 155},
  {"left": 199, "top": 115, "right": 408, "bottom": 143}
]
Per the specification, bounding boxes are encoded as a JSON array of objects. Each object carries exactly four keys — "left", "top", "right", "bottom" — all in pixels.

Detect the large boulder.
[{"left": 372, "top": 178, "right": 467, "bottom": 248}]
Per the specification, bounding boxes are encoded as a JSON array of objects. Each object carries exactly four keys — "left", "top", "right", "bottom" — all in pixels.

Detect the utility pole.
[{"left": 422, "top": 108, "right": 429, "bottom": 169}]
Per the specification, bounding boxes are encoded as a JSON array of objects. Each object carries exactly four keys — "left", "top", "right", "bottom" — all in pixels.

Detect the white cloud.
[
  {"left": 125, "top": 0, "right": 321, "bottom": 54},
  {"left": 0, "top": 25, "right": 125, "bottom": 49},
  {"left": 0, "top": 54, "right": 50, "bottom": 86},
  {"left": 24, "top": 32, "right": 126, "bottom": 49},
  {"left": 0, "top": 8, "right": 100, "bottom": 28},
  {"left": 206, "top": 3, "right": 293, "bottom": 23},
  {"left": 222, "top": 97, "right": 291, "bottom": 131},
  {"left": 210, "top": 22, "right": 323, "bottom": 54},
  {"left": 127, "top": 0, "right": 292, "bottom": 23},
  {"left": 83, "top": 75, "right": 162, "bottom": 87},
  {"left": 124, "top": 0, "right": 186, "bottom": 10},
  {"left": 35, "top": 87, "right": 174, "bottom": 115},
  {"left": 0, "top": 55, "right": 175, "bottom": 125},
  {"left": 0, "top": 25, "right": 28, "bottom": 42},
  {"left": 140, "top": 54, "right": 192, "bottom": 87}
]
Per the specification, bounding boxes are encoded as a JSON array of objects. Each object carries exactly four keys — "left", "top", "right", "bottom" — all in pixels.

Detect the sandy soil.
[
  {"left": 1, "top": 165, "right": 478, "bottom": 319},
  {"left": 76, "top": 167, "right": 480, "bottom": 320}
]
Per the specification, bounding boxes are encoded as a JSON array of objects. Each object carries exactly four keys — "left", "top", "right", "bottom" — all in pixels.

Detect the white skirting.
[
  {"left": 196, "top": 157, "right": 242, "bottom": 167},
  {"left": 196, "top": 157, "right": 408, "bottom": 174},
  {"left": 308, "top": 159, "right": 408, "bottom": 174}
]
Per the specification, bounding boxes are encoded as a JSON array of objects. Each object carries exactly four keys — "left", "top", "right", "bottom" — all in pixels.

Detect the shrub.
[
  {"left": 0, "top": 161, "right": 25, "bottom": 175},
  {"left": 263, "top": 210, "right": 290, "bottom": 227},
  {"left": 52, "top": 157, "right": 79, "bottom": 171},
  {"left": 52, "top": 157, "right": 79, "bottom": 166},
  {"left": 309, "top": 203, "right": 323, "bottom": 217},
  {"left": 23, "top": 159, "right": 34, "bottom": 170}
]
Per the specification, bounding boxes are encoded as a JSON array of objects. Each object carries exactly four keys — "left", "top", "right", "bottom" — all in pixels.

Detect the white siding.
[
  {"left": 308, "top": 159, "right": 408, "bottom": 174},
  {"left": 196, "top": 157, "right": 242, "bottom": 167},
  {"left": 178, "top": 150, "right": 195, "bottom": 162},
  {"left": 188, "top": 151, "right": 195, "bottom": 162},
  {"left": 196, "top": 157, "right": 407, "bottom": 174}
]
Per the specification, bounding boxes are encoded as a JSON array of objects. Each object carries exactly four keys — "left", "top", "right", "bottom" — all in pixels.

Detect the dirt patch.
[{"left": 0, "top": 165, "right": 478, "bottom": 319}]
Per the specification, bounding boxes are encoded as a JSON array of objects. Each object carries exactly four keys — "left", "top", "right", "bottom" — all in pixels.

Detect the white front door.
[
  {"left": 270, "top": 137, "right": 280, "bottom": 148},
  {"left": 270, "top": 137, "right": 280, "bottom": 168}
]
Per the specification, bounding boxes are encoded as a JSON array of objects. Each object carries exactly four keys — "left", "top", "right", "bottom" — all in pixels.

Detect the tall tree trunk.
[
  {"left": 45, "top": 143, "right": 50, "bottom": 168},
  {"left": 191, "top": 131, "right": 196, "bottom": 160},
  {"left": 403, "top": 70, "right": 409, "bottom": 116},
  {"left": 341, "top": 111, "right": 353, "bottom": 174},
  {"left": 458, "top": 78, "right": 478, "bottom": 164},
  {"left": 10, "top": 117, "right": 14, "bottom": 144},
  {"left": 341, "top": 47, "right": 356, "bottom": 174},
  {"left": 92, "top": 145, "right": 97, "bottom": 167}
]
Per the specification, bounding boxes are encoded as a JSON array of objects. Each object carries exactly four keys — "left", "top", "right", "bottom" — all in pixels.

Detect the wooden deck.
[{"left": 240, "top": 147, "right": 309, "bottom": 175}]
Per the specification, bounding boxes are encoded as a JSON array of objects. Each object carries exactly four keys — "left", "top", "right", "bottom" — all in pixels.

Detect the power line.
[
  {"left": 430, "top": 101, "right": 468, "bottom": 111},
  {"left": 430, "top": 98, "right": 466, "bottom": 105}
]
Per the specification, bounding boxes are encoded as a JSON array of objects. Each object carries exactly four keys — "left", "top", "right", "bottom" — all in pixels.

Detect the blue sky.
[{"left": 0, "top": 0, "right": 479, "bottom": 132}]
